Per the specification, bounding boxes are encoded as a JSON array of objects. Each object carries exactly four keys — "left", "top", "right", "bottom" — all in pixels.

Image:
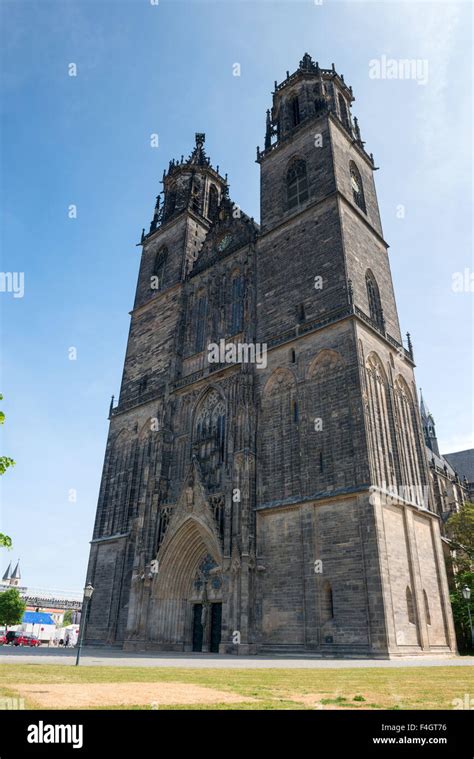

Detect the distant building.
[
  {"left": 444, "top": 449, "right": 474, "bottom": 502},
  {"left": 0, "top": 560, "right": 82, "bottom": 623},
  {"left": 420, "top": 392, "right": 469, "bottom": 527},
  {"left": 1, "top": 559, "right": 21, "bottom": 587}
]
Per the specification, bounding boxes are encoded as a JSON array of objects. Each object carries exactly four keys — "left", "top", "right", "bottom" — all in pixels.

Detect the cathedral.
[{"left": 84, "top": 54, "right": 456, "bottom": 657}]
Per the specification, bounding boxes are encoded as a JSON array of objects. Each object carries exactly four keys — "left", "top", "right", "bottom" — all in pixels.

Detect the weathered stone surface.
[{"left": 84, "top": 57, "right": 456, "bottom": 658}]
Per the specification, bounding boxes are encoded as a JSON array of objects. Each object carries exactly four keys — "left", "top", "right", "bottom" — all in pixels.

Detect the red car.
[
  {"left": 0, "top": 633, "right": 7, "bottom": 645},
  {"left": 13, "top": 633, "right": 41, "bottom": 647}
]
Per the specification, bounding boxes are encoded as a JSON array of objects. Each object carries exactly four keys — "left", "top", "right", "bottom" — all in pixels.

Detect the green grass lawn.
[
  {"left": 0, "top": 664, "right": 472, "bottom": 710},
  {"left": 0, "top": 664, "right": 474, "bottom": 709}
]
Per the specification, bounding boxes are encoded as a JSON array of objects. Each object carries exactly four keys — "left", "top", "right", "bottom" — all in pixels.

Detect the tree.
[
  {"left": 0, "top": 394, "right": 15, "bottom": 549},
  {"left": 63, "top": 610, "right": 73, "bottom": 626},
  {"left": 0, "top": 588, "right": 26, "bottom": 628},
  {"left": 446, "top": 502, "right": 474, "bottom": 653}
]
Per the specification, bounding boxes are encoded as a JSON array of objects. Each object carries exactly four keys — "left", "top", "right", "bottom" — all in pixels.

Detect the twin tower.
[{"left": 84, "top": 54, "right": 455, "bottom": 657}]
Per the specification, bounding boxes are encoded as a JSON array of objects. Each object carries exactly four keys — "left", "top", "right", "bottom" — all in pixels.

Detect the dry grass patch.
[{"left": 14, "top": 682, "right": 258, "bottom": 709}]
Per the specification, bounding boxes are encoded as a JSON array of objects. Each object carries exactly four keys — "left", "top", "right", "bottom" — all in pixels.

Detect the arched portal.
[{"left": 148, "top": 516, "right": 223, "bottom": 652}]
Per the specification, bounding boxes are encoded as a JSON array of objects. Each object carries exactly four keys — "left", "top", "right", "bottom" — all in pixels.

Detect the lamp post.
[
  {"left": 75, "top": 583, "right": 94, "bottom": 666},
  {"left": 461, "top": 585, "right": 473, "bottom": 650}
]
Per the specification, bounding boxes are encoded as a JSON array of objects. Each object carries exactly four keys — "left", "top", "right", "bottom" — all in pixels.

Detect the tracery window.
[
  {"left": 290, "top": 95, "right": 300, "bottom": 127},
  {"left": 287, "top": 159, "right": 309, "bottom": 210},
  {"left": 365, "top": 270, "right": 384, "bottom": 331},
  {"left": 152, "top": 247, "right": 167, "bottom": 291},
  {"left": 207, "top": 184, "right": 219, "bottom": 220},
  {"left": 349, "top": 161, "right": 366, "bottom": 214},
  {"left": 261, "top": 369, "right": 299, "bottom": 501},
  {"left": 338, "top": 93, "right": 350, "bottom": 131},
  {"left": 193, "top": 389, "right": 226, "bottom": 491}
]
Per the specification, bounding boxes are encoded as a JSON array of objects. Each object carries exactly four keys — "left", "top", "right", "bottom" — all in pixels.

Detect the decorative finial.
[
  {"left": 353, "top": 117, "right": 361, "bottom": 142},
  {"left": 265, "top": 109, "right": 272, "bottom": 150},
  {"left": 195, "top": 132, "right": 205, "bottom": 148}
]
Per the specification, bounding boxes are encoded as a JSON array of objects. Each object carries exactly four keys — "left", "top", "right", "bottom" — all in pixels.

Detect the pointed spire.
[
  {"left": 419, "top": 388, "right": 428, "bottom": 419},
  {"left": 419, "top": 391, "right": 440, "bottom": 457},
  {"left": 187, "top": 133, "right": 207, "bottom": 166},
  {"left": 2, "top": 562, "right": 11, "bottom": 583},
  {"left": 11, "top": 559, "right": 21, "bottom": 580}
]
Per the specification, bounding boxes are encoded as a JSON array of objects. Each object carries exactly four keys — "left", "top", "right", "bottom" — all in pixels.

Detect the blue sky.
[{"left": 0, "top": 0, "right": 472, "bottom": 591}]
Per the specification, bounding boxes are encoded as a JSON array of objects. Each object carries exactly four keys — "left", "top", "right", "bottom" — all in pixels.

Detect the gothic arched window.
[
  {"left": 338, "top": 93, "right": 350, "bottom": 131},
  {"left": 394, "top": 376, "right": 426, "bottom": 503},
  {"left": 349, "top": 161, "right": 366, "bottom": 213},
  {"left": 261, "top": 369, "right": 299, "bottom": 501},
  {"left": 365, "top": 353, "right": 397, "bottom": 489},
  {"left": 193, "top": 389, "right": 226, "bottom": 490},
  {"left": 290, "top": 95, "right": 300, "bottom": 127},
  {"left": 287, "top": 159, "right": 309, "bottom": 210},
  {"left": 365, "top": 270, "right": 384, "bottom": 331},
  {"left": 165, "top": 187, "right": 177, "bottom": 219},
  {"left": 207, "top": 184, "right": 218, "bottom": 220},
  {"left": 307, "top": 349, "right": 348, "bottom": 490},
  {"left": 194, "top": 294, "right": 208, "bottom": 352},
  {"left": 152, "top": 246, "right": 167, "bottom": 291},
  {"left": 230, "top": 273, "right": 244, "bottom": 334}
]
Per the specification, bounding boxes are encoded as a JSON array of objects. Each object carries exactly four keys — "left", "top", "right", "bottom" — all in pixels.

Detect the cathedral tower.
[
  {"left": 83, "top": 55, "right": 455, "bottom": 657},
  {"left": 253, "top": 54, "right": 454, "bottom": 655}
]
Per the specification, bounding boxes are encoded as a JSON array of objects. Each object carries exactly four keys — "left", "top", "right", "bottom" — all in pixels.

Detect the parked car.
[
  {"left": 0, "top": 633, "right": 7, "bottom": 645},
  {"left": 13, "top": 633, "right": 41, "bottom": 647}
]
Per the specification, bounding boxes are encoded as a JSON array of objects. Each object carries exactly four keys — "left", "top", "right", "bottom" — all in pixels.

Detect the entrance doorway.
[
  {"left": 192, "top": 602, "right": 222, "bottom": 652},
  {"left": 210, "top": 603, "right": 222, "bottom": 653},
  {"left": 192, "top": 604, "right": 203, "bottom": 652}
]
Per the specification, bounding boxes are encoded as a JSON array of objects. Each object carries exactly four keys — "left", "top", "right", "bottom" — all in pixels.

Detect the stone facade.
[{"left": 84, "top": 54, "right": 456, "bottom": 657}]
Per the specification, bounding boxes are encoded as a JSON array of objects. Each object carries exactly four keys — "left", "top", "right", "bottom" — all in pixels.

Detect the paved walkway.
[{"left": 1, "top": 647, "right": 473, "bottom": 669}]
